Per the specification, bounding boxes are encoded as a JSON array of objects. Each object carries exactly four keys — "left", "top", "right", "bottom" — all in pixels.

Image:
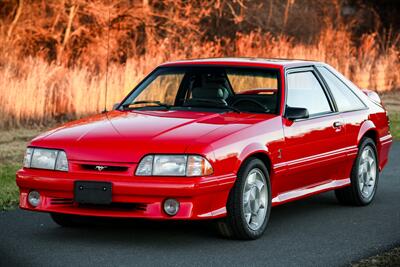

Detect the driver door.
[{"left": 280, "top": 67, "right": 347, "bottom": 194}]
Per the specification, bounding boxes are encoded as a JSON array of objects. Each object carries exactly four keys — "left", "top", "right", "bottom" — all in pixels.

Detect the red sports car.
[{"left": 17, "top": 58, "right": 392, "bottom": 239}]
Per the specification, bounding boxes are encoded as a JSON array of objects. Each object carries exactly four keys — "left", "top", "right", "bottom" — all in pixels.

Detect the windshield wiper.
[
  {"left": 122, "top": 101, "right": 171, "bottom": 110},
  {"left": 184, "top": 98, "right": 241, "bottom": 113}
]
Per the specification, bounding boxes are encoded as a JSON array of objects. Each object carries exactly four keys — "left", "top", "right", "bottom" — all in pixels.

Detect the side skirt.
[{"left": 271, "top": 178, "right": 351, "bottom": 206}]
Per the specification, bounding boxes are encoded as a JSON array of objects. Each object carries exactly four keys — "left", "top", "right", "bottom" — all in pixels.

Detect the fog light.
[
  {"left": 28, "top": 191, "right": 41, "bottom": 207},
  {"left": 163, "top": 198, "right": 180, "bottom": 216}
]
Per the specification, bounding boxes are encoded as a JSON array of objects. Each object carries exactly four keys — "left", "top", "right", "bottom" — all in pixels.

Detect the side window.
[
  {"left": 287, "top": 71, "right": 332, "bottom": 116},
  {"left": 317, "top": 67, "right": 365, "bottom": 112}
]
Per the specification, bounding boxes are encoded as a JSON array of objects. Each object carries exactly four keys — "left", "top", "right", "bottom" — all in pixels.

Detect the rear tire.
[
  {"left": 335, "top": 137, "right": 379, "bottom": 206},
  {"left": 217, "top": 157, "right": 271, "bottom": 240}
]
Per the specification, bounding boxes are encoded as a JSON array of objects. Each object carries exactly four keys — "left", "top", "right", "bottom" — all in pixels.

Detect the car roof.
[{"left": 159, "top": 57, "right": 322, "bottom": 69}]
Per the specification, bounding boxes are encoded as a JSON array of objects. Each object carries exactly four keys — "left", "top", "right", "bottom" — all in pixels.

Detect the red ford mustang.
[{"left": 17, "top": 58, "right": 392, "bottom": 239}]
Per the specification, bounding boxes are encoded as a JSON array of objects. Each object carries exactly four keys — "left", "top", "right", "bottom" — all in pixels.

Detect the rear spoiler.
[{"left": 362, "top": 89, "right": 382, "bottom": 105}]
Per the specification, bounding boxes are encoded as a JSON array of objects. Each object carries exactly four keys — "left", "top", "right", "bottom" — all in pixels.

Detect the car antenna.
[{"left": 102, "top": 5, "right": 111, "bottom": 114}]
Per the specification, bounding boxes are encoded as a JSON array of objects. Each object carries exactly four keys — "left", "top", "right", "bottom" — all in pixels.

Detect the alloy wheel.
[
  {"left": 357, "top": 146, "right": 377, "bottom": 199},
  {"left": 242, "top": 168, "right": 268, "bottom": 231}
]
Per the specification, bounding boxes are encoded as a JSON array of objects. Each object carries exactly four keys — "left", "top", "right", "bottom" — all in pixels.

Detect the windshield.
[{"left": 120, "top": 66, "right": 280, "bottom": 114}]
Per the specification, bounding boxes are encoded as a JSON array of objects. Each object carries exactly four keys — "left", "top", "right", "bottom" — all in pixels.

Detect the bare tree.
[{"left": 6, "top": 0, "right": 23, "bottom": 40}]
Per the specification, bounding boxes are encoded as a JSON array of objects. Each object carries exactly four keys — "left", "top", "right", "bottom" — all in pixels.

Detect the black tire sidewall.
[{"left": 236, "top": 158, "right": 271, "bottom": 239}]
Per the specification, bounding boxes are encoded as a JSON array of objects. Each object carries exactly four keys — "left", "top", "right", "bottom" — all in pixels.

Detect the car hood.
[{"left": 31, "top": 110, "right": 275, "bottom": 163}]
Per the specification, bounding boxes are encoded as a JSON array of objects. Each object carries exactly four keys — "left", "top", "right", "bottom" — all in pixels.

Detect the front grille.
[
  {"left": 80, "top": 164, "right": 128, "bottom": 172},
  {"left": 50, "top": 197, "right": 147, "bottom": 212},
  {"left": 78, "top": 202, "right": 147, "bottom": 211},
  {"left": 50, "top": 197, "right": 74, "bottom": 205}
]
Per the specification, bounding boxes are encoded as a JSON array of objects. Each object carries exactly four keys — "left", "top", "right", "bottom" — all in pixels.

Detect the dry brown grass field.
[
  {"left": 0, "top": 1, "right": 399, "bottom": 128},
  {"left": 1, "top": 28, "right": 399, "bottom": 128}
]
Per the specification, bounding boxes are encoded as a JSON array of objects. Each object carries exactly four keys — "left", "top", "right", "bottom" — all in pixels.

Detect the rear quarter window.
[{"left": 317, "top": 67, "right": 365, "bottom": 112}]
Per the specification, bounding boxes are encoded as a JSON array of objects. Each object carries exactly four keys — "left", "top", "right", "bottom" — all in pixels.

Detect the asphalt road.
[{"left": 1, "top": 143, "right": 399, "bottom": 267}]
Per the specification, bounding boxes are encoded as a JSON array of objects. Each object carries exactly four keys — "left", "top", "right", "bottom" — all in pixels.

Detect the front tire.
[
  {"left": 217, "top": 158, "right": 271, "bottom": 240},
  {"left": 335, "top": 137, "right": 379, "bottom": 206}
]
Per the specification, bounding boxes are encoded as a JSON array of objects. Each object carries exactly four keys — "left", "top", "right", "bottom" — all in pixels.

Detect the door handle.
[{"left": 333, "top": 121, "right": 343, "bottom": 128}]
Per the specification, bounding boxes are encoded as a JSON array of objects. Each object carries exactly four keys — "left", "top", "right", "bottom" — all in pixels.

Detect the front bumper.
[{"left": 16, "top": 168, "right": 236, "bottom": 220}]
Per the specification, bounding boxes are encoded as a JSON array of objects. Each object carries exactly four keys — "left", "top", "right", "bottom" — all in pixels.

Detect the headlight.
[
  {"left": 23, "top": 148, "right": 69, "bottom": 171},
  {"left": 136, "top": 155, "right": 213, "bottom": 177},
  {"left": 153, "top": 155, "right": 187, "bottom": 176}
]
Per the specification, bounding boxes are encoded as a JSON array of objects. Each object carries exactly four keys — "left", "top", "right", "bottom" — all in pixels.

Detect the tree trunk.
[
  {"left": 142, "top": 0, "right": 154, "bottom": 51},
  {"left": 267, "top": 0, "right": 273, "bottom": 28},
  {"left": 58, "top": 3, "right": 78, "bottom": 64},
  {"left": 7, "top": 0, "right": 24, "bottom": 40}
]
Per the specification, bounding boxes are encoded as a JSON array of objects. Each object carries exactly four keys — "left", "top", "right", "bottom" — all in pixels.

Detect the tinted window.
[
  {"left": 317, "top": 67, "right": 365, "bottom": 112},
  {"left": 134, "top": 72, "right": 184, "bottom": 105},
  {"left": 287, "top": 71, "right": 332, "bottom": 116},
  {"left": 226, "top": 69, "right": 279, "bottom": 113},
  {"left": 122, "top": 67, "right": 280, "bottom": 114},
  {"left": 226, "top": 69, "right": 278, "bottom": 94}
]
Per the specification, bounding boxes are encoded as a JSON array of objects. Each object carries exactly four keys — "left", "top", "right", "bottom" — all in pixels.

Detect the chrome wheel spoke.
[
  {"left": 367, "top": 157, "right": 374, "bottom": 167},
  {"left": 247, "top": 172, "right": 256, "bottom": 184},
  {"left": 357, "top": 146, "right": 377, "bottom": 199},
  {"left": 259, "top": 202, "right": 265, "bottom": 209},
  {"left": 358, "top": 180, "right": 364, "bottom": 191},
  {"left": 243, "top": 199, "right": 251, "bottom": 212},
  {"left": 244, "top": 213, "right": 251, "bottom": 224},
  {"left": 254, "top": 179, "right": 264, "bottom": 191},
  {"left": 362, "top": 150, "right": 368, "bottom": 160},
  {"left": 362, "top": 184, "right": 368, "bottom": 195},
  {"left": 243, "top": 189, "right": 251, "bottom": 204},
  {"left": 242, "top": 168, "right": 268, "bottom": 231}
]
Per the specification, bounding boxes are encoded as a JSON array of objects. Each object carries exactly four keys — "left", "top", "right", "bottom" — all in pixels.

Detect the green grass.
[
  {"left": 0, "top": 164, "right": 21, "bottom": 211},
  {"left": 0, "top": 128, "right": 43, "bottom": 210},
  {"left": 381, "top": 91, "right": 400, "bottom": 140},
  {"left": 389, "top": 113, "right": 400, "bottom": 140},
  {"left": 353, "top": 247, "right": 400, "bottom": 266}
]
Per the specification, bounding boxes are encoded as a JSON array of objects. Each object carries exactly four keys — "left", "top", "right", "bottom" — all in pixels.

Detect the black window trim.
[{"left": 284, "top": 66, "right": 338, "bottom": 120}]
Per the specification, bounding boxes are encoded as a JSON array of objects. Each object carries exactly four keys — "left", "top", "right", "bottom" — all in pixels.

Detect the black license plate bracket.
[{"left": 74, "top": 181, "right": 112, "bottom": 205}]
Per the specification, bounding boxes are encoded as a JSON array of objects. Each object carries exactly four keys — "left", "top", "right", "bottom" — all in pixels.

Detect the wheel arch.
[
  {"left": 235, "top": 144, "right": 272, "bottom": 177},
  {"left": 246, "top": 152, "right": 272, "bottom": 175},
  {"left": 361, "top": 130, "right": 379, "bottom": 146},
  {"left": 357, "top": 120, "right": 381, "bottom": 162},
  {"left": 357, "top": 120, "right": 379, "bottom": 146}
]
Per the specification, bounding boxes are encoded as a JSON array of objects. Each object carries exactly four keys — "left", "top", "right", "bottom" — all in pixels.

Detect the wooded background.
[{"left": 0, "top": 0, "right": 399, "bottom": 127}]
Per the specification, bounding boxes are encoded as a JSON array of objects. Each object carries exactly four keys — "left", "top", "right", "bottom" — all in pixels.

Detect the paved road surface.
[{"left": 1, "top": 143, "right": 399, "bottom": 267}]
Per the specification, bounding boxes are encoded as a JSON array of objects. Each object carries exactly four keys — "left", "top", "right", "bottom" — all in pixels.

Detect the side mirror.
[
  {"left": 112, "top": 103, "right": 120, "bottom": 110},
  {"left": 285, "top": 106, "right": 309, "bottom": 120}
]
